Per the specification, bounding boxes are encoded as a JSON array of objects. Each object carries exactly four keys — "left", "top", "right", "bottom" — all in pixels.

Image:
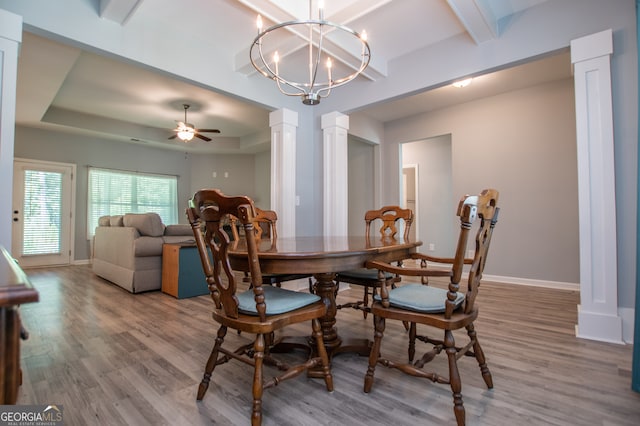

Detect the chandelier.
[{"left": 250, "top": 0, "right": 371, "bottom": 105}]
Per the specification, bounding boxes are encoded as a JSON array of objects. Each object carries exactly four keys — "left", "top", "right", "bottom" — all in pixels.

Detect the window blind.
[
  {"left": 23, "top": 170, "right": 63, "bottom": 255},
  {"left": 87, "top": 168, "right": 178, "bottom": 238}
]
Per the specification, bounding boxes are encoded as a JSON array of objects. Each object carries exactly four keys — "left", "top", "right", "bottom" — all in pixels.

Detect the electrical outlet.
[{"left": 428, "top": 243, "right": 435, "bottom": 251}]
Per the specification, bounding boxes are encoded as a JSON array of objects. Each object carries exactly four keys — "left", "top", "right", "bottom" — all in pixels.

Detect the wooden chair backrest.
[
  {"left": 187, "top": 189, "right": 268, "bottom": 322},
  {"left": 364, "top": 206, "right": 413, "bottom": 241},
  {"left": 230, "top": 207, "right": 278, "bottom": 241},
  {"left": 450, "top": 189, "right": 499, "bottom": 317}
]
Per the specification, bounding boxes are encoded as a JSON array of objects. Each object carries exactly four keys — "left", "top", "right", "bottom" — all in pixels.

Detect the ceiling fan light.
[{"left": 177, "top": 129, "right": 195, "bottom": 141}]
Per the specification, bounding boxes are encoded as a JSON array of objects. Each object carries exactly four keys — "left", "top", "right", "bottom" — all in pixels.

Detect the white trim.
[
  {"left": 482, "top": 274, "right": 579, "bottom": 291},
  {"left": 0, "top": 10, "right": 22, "bottom": 252},
  {"left": 618, "top": 307, "right": 635, "bottom": 344},
  {"left": 570, "top": 29, "right": 622, "bottom": 344},
  {"left": 322, "top": 111, "right": 350, "bottom": 236},
  {"left": 269, "top": 108, "right": 298, "bottom": 238}
]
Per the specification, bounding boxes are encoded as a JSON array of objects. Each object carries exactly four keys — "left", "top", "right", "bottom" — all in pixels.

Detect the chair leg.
[
  {"left": 445, "top": 330, "right": 465, "bottom": 426},
  {"left": 251, "top": 333, "right": 266, "bottom": 426},
  {"left": 408, "top": 322, "right": 417, "bottom": 362},
  {"left": 364, "top": 315, "right": 385, "bottom": 393},
  {"left": 466, "top": 323, "right": 493, "bottom": 388},
  {"left": 198, "top": 325, "right": 227, "bottom": 400},
  {"left": 311, "top": 318, "right": 334, "bottom": 392},
  {"left": 362, "top": 286, "right": 370, "bottom": 319}
]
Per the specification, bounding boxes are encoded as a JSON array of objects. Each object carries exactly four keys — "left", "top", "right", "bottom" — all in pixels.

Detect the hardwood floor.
[{"left": 16, "top": 265, "right": 639, "bottom": 425}]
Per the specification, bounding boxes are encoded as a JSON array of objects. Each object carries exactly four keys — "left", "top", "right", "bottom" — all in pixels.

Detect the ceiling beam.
[
  {"left": 99, "top": 0, "right": 144, "bottom": 25},
  {"left": 446, "top": 0, "right": 498, "bottom": 44}
]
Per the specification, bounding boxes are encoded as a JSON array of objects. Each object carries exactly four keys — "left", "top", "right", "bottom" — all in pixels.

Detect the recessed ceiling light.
[{"left": 452, "top": 78, "right": 473, "bottom": 88}]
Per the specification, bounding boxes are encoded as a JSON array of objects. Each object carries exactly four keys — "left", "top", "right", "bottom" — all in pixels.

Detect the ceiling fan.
[{"left": 168, "top": 104, "right": 220, "bottom": 142}]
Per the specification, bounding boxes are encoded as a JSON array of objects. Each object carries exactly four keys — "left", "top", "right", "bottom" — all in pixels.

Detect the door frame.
[
  {"left": 402, "top": 164, "right": 419, "bottom": 242},
  {"left": 12, "top": 158, "right": 76, "bottom": 267}
]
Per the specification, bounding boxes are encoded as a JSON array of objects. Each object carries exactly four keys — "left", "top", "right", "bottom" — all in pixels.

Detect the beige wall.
[
  {"left": 189, "top": 154, "right": 256, "bottom": 202},
  {"left": 402, "top": 134, "right": 455, "bottom": 256},
  {"left": 381, "top": 78, "right": 579, "bottom": 284},
  {"left": 347, "top": 137, "right": 376, "bottom": 234}
]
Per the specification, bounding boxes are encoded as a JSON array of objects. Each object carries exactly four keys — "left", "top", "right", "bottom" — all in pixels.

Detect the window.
[
  {"left": 23, "top": 169, "right": 63, "bottom": 255},
  {"left": 87, "top": 167, "right": 178, "bottom": 237}
]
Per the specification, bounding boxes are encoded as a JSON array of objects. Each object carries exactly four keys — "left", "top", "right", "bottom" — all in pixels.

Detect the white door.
[{"left": 12, "top": 159, "right": 75, "bottom": 267}]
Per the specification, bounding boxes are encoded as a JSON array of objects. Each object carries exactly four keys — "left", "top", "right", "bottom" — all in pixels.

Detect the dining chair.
[
  {"left": 363, "top": 189, "right": 499, "bottom": 426},
  {"left": 187, "top": 189, "right": 333, "bottom": 426},
  {"left": 231, "top": 207, "right": 312, "bottom": 287},
  {"left": 334, "top": 205, "right": 413, "bottom": 317}
]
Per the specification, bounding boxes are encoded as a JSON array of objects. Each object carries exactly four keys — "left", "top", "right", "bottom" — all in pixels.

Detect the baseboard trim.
[{"left": 482, "top": 274, "right": 580, "bottom": 291}]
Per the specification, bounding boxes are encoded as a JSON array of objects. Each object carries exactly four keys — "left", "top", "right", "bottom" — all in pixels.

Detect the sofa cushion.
[
  {"left": 98, "top": 216, "right": 111, "bottom": 226},
  {"left": 110, "top": 215, "right": 124, "bottom": 227},
  {"left": 164, "top": 224, "right": 192, "bottom": 236},
  {"left": 123, "top": 213, "right": 165, "bottom": 237}
]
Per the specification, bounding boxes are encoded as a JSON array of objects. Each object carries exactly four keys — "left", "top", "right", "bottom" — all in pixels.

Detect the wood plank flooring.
[{"left": 16, "top": 265, "right": 639, "bottom": 425}]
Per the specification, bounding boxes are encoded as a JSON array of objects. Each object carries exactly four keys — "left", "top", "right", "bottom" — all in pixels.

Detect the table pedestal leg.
[
  {"left": 311, "top": 272, "right": 341, "bottom": 352},
  {"left": 307, "top": 272, "right": 374, "bottom": 377}
]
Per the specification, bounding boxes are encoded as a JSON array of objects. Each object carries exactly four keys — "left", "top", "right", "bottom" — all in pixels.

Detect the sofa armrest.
[
  {"left": 164, "top": 224, "right": 192, "bottom": 236},
  {"left": 93, "top": 226, "right": 139, "bottom": 269}
]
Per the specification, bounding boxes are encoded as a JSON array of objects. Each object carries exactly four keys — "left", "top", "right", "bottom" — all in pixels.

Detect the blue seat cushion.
[
  {"left": 374, "top": 283, "right": 465, "bottom": 313},
  {"left": 338, "top": 268, "right": 394, "bottom": 280},
  {"left": 237, "top": 285, "right": 321, "bottom": 315}
]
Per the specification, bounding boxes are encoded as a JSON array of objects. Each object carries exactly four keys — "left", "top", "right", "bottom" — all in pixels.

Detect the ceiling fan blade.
[
  {"left": 168, "top": 134, "right": 178, "bottom": 140},
  {"left": 195, "top": 133, "right": 212, "bottom": 142},
  {"left": 196, "top": 129, "right": 221, "bottom": 134}
]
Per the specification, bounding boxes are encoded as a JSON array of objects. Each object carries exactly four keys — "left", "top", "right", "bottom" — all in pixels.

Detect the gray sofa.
[{"left": 92, "top": 212, "right": 194, "bottom": 293}]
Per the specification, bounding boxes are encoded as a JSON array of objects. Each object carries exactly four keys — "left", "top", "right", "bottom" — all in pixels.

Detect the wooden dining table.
[{"left": 227, "top": 236, "right": 421, "bottom": 368}]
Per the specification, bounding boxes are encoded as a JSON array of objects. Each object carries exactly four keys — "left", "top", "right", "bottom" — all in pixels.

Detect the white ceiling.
[{"left": 13, "top": 0, "right": 570, "bottom": 153}]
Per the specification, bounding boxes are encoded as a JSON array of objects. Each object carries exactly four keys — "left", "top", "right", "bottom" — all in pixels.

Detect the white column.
[
  {"left": 269, "top": 108, "right": 298, "bottom": 238},
  {"left": 322, "top": 111, "right": 349, "bottom": 236},
  {"left": 571, "top": 29, "right": 623, "bottom": 343},
  {"left": 0, "top": 10, "right": 22, "bottom": 252}
]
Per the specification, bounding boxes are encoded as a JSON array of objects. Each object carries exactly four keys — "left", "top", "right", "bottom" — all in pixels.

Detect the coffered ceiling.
[{"left": 12, "top": 0, "right": 569, "bottom": 153}]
